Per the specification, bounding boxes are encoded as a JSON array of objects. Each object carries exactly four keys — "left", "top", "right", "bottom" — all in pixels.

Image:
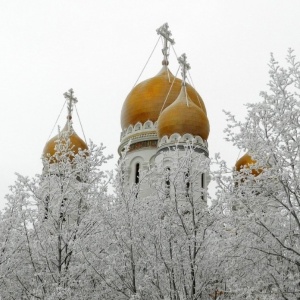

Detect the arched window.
[{"left": 135, "top": 163, "right": 140, "bottom": 184}]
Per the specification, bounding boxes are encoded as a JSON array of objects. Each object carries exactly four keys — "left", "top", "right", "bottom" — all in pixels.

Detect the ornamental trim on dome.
[
  {"left": 118, "top": 120, "right": 160, "bottom": 154},
  {"left": 158, "top": 133, "right": 208, "bottom": 149},
  {"left": 118, "top": 132, "right": 158, "bottom": 155},
  {"left": 120, "top": 120, "right": 158, "bottom": 142}
]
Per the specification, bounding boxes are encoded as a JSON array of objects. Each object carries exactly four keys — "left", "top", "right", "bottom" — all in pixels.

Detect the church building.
[
  {"left": 42, "top": 23, "right": 210, "bottom": 202},
  {"left": 118, "top": 23, "right": 210, "bottom": 199}
]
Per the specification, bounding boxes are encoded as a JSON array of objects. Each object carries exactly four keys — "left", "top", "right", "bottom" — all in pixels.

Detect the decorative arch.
[
  {"left": 170, "top": 133, "right": 181, "bottom": 143},
  {"left": 127, "top": 125, "right": 133, "bottom": 135},
  {"left": 149, "top": 154, "right": 156, "bottom": 167},
  {"left": 143, "top": 120, "right": 153, "bottom": 129},
  {"left": 134, "top": 122, "right": 142, "bottom": 131},
  {"left": 182, "top": 133, "right": 193, "bottom": 142}
]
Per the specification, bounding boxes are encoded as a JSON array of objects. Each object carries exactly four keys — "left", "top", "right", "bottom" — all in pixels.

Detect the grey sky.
[{"left": 0, "top": 1, "right": 299, "bottom": 208}]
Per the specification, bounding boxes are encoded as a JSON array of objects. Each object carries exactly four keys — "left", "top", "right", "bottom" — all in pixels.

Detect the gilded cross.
[
  {"left": 63, "top": 88, "right": 78, "bottom": 120},
  {"left": 156, "top": 23, "right": 175, "bottom": 65},
  {"left": 178, "top": 53, "right": 190, "bottom": 86}
]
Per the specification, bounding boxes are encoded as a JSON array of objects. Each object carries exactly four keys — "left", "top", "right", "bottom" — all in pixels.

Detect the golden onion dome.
[
  {"left": 235, "top": 153, "right": 261, "bottom": 176},
  {"left": 43, "top": 121, "right": 88, "bottom": 162},
  {"left": 121, "top": 66, "right": 206, "bottom": 130},
  {"left": 157, "top": 87, "right": 210, "bottom": 140}
]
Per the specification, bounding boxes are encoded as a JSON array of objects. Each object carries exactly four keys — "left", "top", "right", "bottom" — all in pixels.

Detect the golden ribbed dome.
[
  {"left": 235, "top": 153, "right": 261, "bottom": 176},
  {"left": 43, "top": 121, "right": 88, "bottom": 161},
  {"left": 157, "top": 87, "right": 210, "bottom": 140},
  {"left": 121, "top": 66, "right": 206, "bottom": 130}
]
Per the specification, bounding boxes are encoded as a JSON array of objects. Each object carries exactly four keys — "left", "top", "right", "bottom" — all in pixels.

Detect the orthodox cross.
[
  {"left": 63, "top": 88, "right": 78, "bottom": 121},
  {"left": 178, "top": 53, "right": 190, "bottom": 86},
  {"left": 156, "top": 23, "right": 175, "bottom": 65}
]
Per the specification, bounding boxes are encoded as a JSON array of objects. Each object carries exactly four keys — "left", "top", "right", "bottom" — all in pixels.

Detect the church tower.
[
  {"left": 41, "top": 89, "right": 88, "bottom": 223},
  {"left": 155, "top": 53, "right": 210, "bottom": 201},
  {"left": 118, "top": 23, "right": 210, "bottom": 199},
  {"left": 43, "top": 89, "right": 88, "bottom": 170}
]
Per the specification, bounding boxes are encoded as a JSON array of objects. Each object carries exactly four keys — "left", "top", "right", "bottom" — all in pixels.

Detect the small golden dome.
[
  {"left": 43, "top": 121, "right": 88, "bottom": 161},
  {"left": 235, "top": 153, "right": 261, "bottom": 176},
  {"left": 157, "top": 87, "right": 210, "bottom": 140},
  {"left": 121, "top": 66, "right": 206, "bottom": 130}
]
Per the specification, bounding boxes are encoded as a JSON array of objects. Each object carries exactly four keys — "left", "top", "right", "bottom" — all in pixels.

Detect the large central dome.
[{"left": 121, "top": 66, "right": 206, "bottom": 130}]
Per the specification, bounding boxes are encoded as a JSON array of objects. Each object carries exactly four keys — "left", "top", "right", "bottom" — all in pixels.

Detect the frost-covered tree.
[
  {"left": 10, "top": 50, "right": 300, "bottom": 298},
  {"left": 84, "top": 144, "right": 223, "bottom": 300},
  {"left": 81, "top": 150, "right": 147, "bottom": 300},
  {"left": 141, "top": 146, "right": 222, "bottom": 300},
  {"left": 0, "top": 183, "right": 26, "bottom": 298},
  {"left": 0, "top": 128, "right": 112, "bottom": 299},
  {"left": 215, "top": 49, "right": 300, "bottom": 299}
]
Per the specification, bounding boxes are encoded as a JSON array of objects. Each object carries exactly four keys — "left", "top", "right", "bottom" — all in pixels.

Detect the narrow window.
[
  {"left": 201, "top": 173, "right": 205, "bottom": 201},
  {"left": 165, "top": 167, "right": 170, "bottom": 197},
  {"left": 185, "top": 170, "right": 190, "bottom": 197},
  {"left": 44, "top": 195, "right": 49, "bottom": 220},
  {"left": 135, "top": 163, "right": 140, "bottom": 184},
  {"left": 60, "top": 197, "right": 66, "bottom": 222}
]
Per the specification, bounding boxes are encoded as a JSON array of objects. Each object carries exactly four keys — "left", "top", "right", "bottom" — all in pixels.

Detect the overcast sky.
[{"left": 0, "top": 1, "right": 299, "bottom": 209}]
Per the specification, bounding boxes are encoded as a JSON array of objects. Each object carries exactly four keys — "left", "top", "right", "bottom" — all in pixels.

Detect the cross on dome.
[
  {"left": 63, "top": 88, "right": 78, "bottom": 121},
  {"left": 156, "top": 23, "right": 175, "bottom": 65},
  {"left": 178, "top": 53, "right": 190, "bottom": 86}
]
